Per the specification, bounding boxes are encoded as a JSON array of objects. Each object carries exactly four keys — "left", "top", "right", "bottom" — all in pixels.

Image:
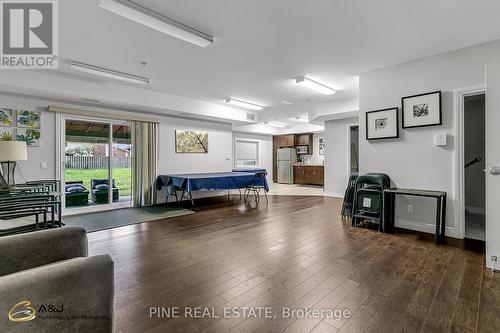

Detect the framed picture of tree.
[{"left": 175, "top": 130, "right": 208, "bottom": 153}]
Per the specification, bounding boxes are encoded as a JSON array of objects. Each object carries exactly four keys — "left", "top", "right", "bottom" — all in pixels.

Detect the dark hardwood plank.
[{"left": 83, "top": 195, "right": 497, "bottom": 333}]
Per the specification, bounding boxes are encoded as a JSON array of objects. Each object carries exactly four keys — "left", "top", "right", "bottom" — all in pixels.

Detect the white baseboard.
[
  {"left": 324, "top": 192, "right": 344, "bottom": 198},
  {"left": 395, "top": 218, "right": 459, "bottom": 239}
]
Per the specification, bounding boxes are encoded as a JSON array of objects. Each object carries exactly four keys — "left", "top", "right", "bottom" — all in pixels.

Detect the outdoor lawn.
[{"left": 65, "top": 168, "right": 132, "bottom": 196}]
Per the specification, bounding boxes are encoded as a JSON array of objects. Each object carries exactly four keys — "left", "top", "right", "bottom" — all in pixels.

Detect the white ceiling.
[{"left": 58, "top": 0, "right": 500, "bottom": 125}]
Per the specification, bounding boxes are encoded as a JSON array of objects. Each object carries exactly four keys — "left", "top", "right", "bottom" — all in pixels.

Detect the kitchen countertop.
[{"left": 293, "top": 164, "right": 324, "bottom": 167}]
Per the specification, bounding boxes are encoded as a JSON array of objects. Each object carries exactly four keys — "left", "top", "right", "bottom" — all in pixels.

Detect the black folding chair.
[
  {"left": 341, "top": 173, "right": 359, "bottom": 218},
  {"left": 244, "top": 172, "right": 268, "bottom": 205}
]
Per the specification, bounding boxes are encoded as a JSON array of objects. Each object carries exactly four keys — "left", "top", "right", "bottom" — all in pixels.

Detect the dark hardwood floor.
[{"left": 87, "top": 195, "right": 500, "bottom": 333}]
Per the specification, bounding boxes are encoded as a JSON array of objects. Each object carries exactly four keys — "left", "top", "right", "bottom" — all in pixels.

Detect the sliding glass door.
[{"left": 63, "top": 117, "right": 133, "bottom": 214}]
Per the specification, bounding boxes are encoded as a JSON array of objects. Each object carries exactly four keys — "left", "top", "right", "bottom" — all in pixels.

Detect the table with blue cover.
[
  {"left": 156, "top": 171, "right": 269, "bottom": 206},
  {"left": 232, "top": 168, "right": 268, "bottom": 175}
]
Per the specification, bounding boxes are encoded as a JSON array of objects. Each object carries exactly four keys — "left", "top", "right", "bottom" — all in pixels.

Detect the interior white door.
[{"left": 485, "top": 62, "right": 500, "bottom": 269}]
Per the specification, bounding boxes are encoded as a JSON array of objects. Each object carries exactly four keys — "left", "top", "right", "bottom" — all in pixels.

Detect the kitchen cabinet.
[
  {"left": 293, "top": 166, "right": 305, "bottom": 184},
  {"left": 275, "top": 134, "right": 295, "bottom": 148},
  {"left": 295, "top": 133, "right": 313, "bottom": 146},
  {"left": 294, "top": 133, "right": 313, "bottom": 155},
  {"left": 293, "top": 165, "right": 324, "bottom": 186}
]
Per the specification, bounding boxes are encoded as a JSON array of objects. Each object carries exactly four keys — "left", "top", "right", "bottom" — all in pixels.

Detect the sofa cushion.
[
  {"left": 94, "top": 184, "right": 109, "bottom": 191},
  {"left": 66, "top": 185, "right": 86, "bottom": 193}
]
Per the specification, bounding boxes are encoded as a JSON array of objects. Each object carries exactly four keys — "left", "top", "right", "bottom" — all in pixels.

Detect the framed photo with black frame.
[
  {"left": 365, "top": 107, "right": 399, "bottom": 140},
  {"left": 401, "top": 91, "right": 442, "bottom": 128}
]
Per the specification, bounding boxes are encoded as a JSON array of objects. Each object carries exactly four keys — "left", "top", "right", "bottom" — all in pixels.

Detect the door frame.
[
  {"left": 347, "top": 123, "right": 360, "bottom": 177},
  {"left": 56, "top": 113, "right": 132, "bottom": 216},
  {"left": 453, "top": 85, "right": 485, "bottom": 239}
]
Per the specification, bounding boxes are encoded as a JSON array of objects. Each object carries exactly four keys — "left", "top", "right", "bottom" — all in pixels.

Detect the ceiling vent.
[{"left": 246, "top": 113, "right": 256, "bottom": 121}]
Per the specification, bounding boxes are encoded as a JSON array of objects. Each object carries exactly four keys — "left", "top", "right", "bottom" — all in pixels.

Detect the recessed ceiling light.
[
  {"left": 99, "top": 0, "right": 213, "bottom": 48},
  {"left": 296, "top": 76, "right": 336, "bottom": 95},
  {"left": 294, "top": 115, "right": 309, "bottom": 122},
  {"left": 225, "top": 98, "right": 264, "bottom": 111},
  {"left": 281, "top": 100, "right": 293, "bottom": 105},
  {"left": 69, "top": 60, "right": 150, "bottom": 85},
  {"left": 264, "top": 121, "right": 288, "bottom": 128}
]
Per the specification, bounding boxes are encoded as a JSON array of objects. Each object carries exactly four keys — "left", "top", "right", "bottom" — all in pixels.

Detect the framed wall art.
[
  {"left": 366, "top": 107, "right": 399, "bottom": 140},
  {"left": 319, "top": 137, "right": 325, "bottom": 155},
  {"left": 402, "top": 91, "right": 442, "bottom": 128},
  {"left": 175, "top": 130, "right": 208, "bottom": 153}
]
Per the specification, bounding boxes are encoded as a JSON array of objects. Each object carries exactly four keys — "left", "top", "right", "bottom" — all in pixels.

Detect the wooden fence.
[{"left": 66, "top": 156, "right": 131, "bottom": 169}]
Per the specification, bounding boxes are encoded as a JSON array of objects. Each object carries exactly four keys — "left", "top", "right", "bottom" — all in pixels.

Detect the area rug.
[{"left": 63, "top": 205, "right": 194, "bottom": 232}]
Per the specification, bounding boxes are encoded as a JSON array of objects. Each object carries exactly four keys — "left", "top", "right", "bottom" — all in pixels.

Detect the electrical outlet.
[
  {"left": 492, "top": 255, "right": 498, "bottom": 262},
  {"left": 407, "top": 204, "right": 414, "bottom": 214},
  {"left": 40, "top": 161, "right": 47, "bottom": 169}
]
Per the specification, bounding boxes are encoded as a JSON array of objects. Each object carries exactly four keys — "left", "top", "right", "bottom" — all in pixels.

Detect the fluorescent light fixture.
[
  {"left": 296, "top": 76, "right": 336, "bottom": 95},
  {"left": 69, "top": 60, "right": 150, "bottom": 85},
  {"left": 99, "top": 0, "right": 213, "bottom": 48},
  {"left": 225, "top": 98, "right": 264, "bottom": 111},
  {"left": 264, "top": 121, "right": 288, "bottom": 128}
]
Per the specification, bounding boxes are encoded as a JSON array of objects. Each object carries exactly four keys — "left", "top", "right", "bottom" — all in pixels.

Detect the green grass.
[{"left": 65, "top": 168, "right": 132, "bottom": 196}]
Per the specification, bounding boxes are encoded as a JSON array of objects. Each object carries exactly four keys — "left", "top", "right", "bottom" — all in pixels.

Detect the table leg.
[
  {"left": 189, "top": 192, "right": 194, "bottom": 207},
  {"left": 435, "top": 197, "right": 442, "bottom": 244},
  {"left": 388, "top": 193, "right": 395, "bottom": 233},
  {"left": 440, "top": 195, "right": 447, "bottom": 244},
  {"left": 381, "top": 192, "right": 387, "bottom": 233}
]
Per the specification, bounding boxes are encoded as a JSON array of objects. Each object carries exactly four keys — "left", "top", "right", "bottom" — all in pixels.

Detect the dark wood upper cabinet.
[
  {"left": 295, "top": 133, "right": 312, "bottom": 147},
  {"left": 275, "top": 134, "right": 295, "bottom": 148}
]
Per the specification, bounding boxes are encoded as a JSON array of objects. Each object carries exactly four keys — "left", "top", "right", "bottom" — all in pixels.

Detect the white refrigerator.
[{"left": 277, "top": 148, "right": 297, "bottom": 184}]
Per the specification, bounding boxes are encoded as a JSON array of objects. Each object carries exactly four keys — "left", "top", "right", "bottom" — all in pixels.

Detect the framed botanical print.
[
  {"left": 366, "top": 107, "right": 399, "bottom": 140},
  {"left": 319, "top": 137, "right": 325, "bottom": 155},
  {"left": 402, "top": 91, "right": 442, "bottom": 128},
  {"left": 175, "top": 130, "right": 208, "bottom": 153}
]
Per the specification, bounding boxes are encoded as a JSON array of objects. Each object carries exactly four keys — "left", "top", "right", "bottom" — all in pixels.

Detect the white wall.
[
  {"left": 158, "top": 118, "right": 232, "bottom": 174},
  {"left": 232, "top": 132, "right": 273, "bottom": 181},
  {"left": 0, "top": 94, "right": 56, "bottom": 182},
  {"left": 324, "top": 117, "right": 358, "bottom": 197},
  {"left": 359, "top": 39, "right": 500, "bottom": 239}
]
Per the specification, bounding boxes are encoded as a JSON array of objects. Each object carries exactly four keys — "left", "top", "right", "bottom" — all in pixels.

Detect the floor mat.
[{"left": 63, "top": 205, "right": 194, "bottom": 232}]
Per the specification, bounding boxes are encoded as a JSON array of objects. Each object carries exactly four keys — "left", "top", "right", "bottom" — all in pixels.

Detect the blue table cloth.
[{"left": 156, "top": 172, "right": 269, "bottom": 193}]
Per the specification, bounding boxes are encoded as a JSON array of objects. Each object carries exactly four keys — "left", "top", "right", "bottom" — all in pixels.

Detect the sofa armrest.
[
  {"left": 0, "top": 255, "right": 114, "bottom": 333},
  {"left": 0, "top": 227, "right": 88, "bottom": 276}
]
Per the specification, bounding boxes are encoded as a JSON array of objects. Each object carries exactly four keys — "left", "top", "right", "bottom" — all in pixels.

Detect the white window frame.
[{"left": 234, "top": 139, "right": 259, "bottom": 168}]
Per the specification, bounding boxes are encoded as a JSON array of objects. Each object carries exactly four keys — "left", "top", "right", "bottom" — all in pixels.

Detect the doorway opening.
[
  {"left": 349, "top": 125, "right": 359, "bottom": 173},
  {"left": 464, "top": 93, "right": 485, "bottom": 247},
  {"left": 63, "top": 117, "right": 133, "bottom": 215}
]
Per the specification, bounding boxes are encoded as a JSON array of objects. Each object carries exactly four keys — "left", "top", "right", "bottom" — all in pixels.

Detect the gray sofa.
[{"left": 0, "top": 227, "right": 114, "bottom": 333}]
